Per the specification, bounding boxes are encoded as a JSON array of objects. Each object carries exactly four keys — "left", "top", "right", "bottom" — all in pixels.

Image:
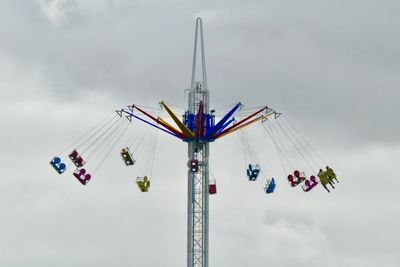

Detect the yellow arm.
[
  {"left": 160, "top": 101, "right": 195, "bottom": 138},
  {"left": 157, "top": 117, "right": 184, "bottom": 137}
]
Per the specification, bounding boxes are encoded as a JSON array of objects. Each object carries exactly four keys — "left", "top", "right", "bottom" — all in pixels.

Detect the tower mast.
[{"left": 187, "top": 17, "right": 209, "bottom": 267}]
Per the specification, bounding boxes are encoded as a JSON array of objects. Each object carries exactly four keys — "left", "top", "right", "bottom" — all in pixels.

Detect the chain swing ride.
[{"left": 49, "top": 18, "right": 339, "bottom": 267}]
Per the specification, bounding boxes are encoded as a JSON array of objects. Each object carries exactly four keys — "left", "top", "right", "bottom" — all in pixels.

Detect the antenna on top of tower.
[{"left": 191, "top": 17, "right": 207, "bottom": 91}]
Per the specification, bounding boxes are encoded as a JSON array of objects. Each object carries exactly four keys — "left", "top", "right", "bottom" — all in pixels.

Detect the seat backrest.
[
  {"left": 76, "top": 157, "right": 83, "bottom": 164},
  {"left": 58, "top": 163, "right": 66, "bottom": 171},
  {"left": 70, "top": 150, "right": 78, "bottom": 158}
]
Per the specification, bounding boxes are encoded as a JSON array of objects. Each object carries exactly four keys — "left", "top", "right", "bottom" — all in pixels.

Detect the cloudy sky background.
[{"left": 1, "top": 0, "right": 399, "bottom": 266}]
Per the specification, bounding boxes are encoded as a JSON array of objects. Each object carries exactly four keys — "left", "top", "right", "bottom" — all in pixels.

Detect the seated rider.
[
  {"left": 326, "top": 166, "right": 338, "bottom": 183},
  {"left": 50, "top": 157, "right": 66, "bottom": 174},
  {"left": 265, "top": 178, "right": 276, "bottom": 194},
  {"left": 302, "top": 175, "right": 318, "bottom": 192},
  {"left": 73, "top": 168, "right": 91, "bottom": 185},
  {"left": 247, "top": 164, "right": 260, "bottom": 181},
  {"left": 318, "top": 169, "right": 335, "bottom": 193},
  {"left": 288, "top": 170, "right": 305, "bottom": 187},
  {"left": 121, "top": 147, "right": 135, "bottom": 166},
  {"left": 136, "top": 176, "right": 151, "bottom": 192},
  {"left": 309, "top": 175, "right": 318, "bottom": 187},
  {"left": 69, "top": 149, "right": 85, "bottom": 168},
  {"left": 287, "top": 174, "right": 296, "bottom": 187},
  {"left": 294, "top": 170, "right": 306, "bottom": 182}
]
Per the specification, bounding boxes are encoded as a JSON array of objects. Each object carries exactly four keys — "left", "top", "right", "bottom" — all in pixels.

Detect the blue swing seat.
[
  {"left": 50, "top": 157, "right": 66, "bottom": 174},
  {"left": 265, "top": 178, "right": 276, "bottom": 194},
  {"left": 247, "top": 164, "right": 260, "bottom": 181}
]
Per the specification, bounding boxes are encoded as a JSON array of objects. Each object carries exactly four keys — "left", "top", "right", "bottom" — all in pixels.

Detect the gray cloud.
[
  {"left": 1, "top": 1, "right": 399, "bottom": 266},
  {"left": 2, "top": 0, "right": 399, "bottom": 146}
]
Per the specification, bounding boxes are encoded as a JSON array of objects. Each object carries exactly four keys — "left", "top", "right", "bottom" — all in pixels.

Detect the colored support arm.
[
  {"left": 216, "top": 118, "right": 235, "bottom": 134},
  {"left": 204, "top": 102, "right": 242, "bottom": 139},
  {"left": 213, "top": 106, "right": 268, "bottom": 139},
  {"left": 157, "top": 117, "right": 185, "bottom": 137},
  {"left": 160, "top": 101, "right": 195, "bottom": 138},
  {"left": 132, "top": 104, "right": 185, "bottom": 138},
  {"left": 215, "top": 111, "right": 275, "bottom": 139},
  {"left": 122, "top": 109, "right": 181, "bottom": 139}
]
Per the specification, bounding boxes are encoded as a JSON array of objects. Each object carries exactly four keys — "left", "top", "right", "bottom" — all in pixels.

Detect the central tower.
[{"left": 186, "top": 18, "right": 210, "bottom": 267}]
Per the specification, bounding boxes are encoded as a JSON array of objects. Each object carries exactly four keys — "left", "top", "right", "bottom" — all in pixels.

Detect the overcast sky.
[{"left": 1, "top": 0, "right": 399, "bottom": 266}]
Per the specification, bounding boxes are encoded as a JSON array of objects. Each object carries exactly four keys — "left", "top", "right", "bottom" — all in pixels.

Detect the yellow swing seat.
[{"left": 136, "top": 176, "right": 151, "bottom": 192}]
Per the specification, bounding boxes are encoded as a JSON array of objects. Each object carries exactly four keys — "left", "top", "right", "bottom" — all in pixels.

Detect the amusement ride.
[{"left": 49, "top": 18, "right": 339, "bottom": 267}]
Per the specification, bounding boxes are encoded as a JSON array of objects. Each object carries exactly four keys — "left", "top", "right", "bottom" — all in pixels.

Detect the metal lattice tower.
[{"left": 187, "top": 18, "right": 209, "bottom": 267}]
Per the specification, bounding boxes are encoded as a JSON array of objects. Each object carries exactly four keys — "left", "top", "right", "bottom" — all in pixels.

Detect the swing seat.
[
  {"left": 69, "top": 149, "right": 85, "bottom": 167},
  {"left": 75, "top": 156, "right": 84, "bottom": 167},
  {"left": 209, "top": 184, "right": 217, "bottom": 194},
  {"left": 121, "top": 147, "right": 135, "bottom": 166},
  {"left": 265, "top": 178, "right": 276, "bottom": 194},
  {"left": 302, "top": 180, "right": 311, "bottom": 192},
  {"left": 289, "top": 170, "right": 306, "bottom": 186},
  {"left": 302, "top": 175, "right": 318, "bottom": 192},
  {"left": 69, "top": 150, "right": 78, "bottom": 160},
  {"left": 136, "top": 176, "right": 151, "bottom": 192},
  {"left": 287, "top": 174, "right": 295, "bottom": 186},
  {"left": 248, "top": 164, "right": 260, "bottom": 172},
  {"left": 73, "top": 168, "right": 91, "bottom": 185},
  {"left": 294, "top": 170, "right": 306, "bottom": 180},
  {"left": 190, "top": 159, "right": 199, "bottom": 172},
  {"left": 247, "top": 164, "right": 260, "bottom": 181},
  {"left": 326, "top": 168, "right": 337, "bottom": 181},
  {"left": 318, "top": 171, "right": 330, "bottom": 186},
  {"left": 50, "top": 157, "right": 66, "bottom": 174},
  {"left": 310, "top": 175, "right": 318, "bottom": 185}
]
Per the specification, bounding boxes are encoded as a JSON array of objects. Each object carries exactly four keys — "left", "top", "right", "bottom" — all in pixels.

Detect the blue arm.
[
  {"left": 121, "top": 109, "right": 181, "bottom": 139},
  {"left": 204, "top": 103, "right": 241, "bottom": 139},
  {"left": 216, "top": 118, "right": 235, "bottom": 134}
]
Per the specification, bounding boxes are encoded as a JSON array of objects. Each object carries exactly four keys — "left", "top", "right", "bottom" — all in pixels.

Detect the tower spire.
[{"left": 191, "top": 18, "right": 208, "bottom": 90}]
